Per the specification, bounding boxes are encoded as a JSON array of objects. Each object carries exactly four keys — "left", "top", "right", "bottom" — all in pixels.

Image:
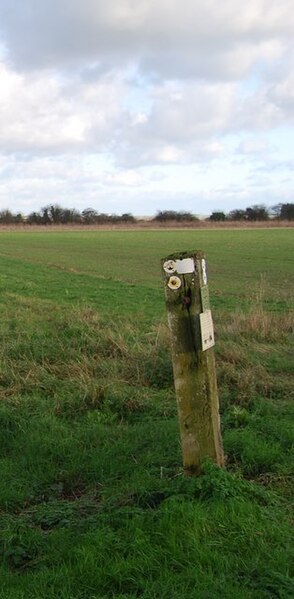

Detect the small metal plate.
[
  {"left": 199, "top": 310, "right": 215, "bottom": 351},
  {"left": 175, "top": 258, "right": 195, "bottom": 274},
  {"left": 200, "top": 286, "right": 210, "bottom": 311}
]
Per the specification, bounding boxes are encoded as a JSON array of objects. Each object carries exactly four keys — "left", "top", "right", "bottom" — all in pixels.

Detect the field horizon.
[{"left": 0, "top": 219, "right": 293, "bottom": 233}]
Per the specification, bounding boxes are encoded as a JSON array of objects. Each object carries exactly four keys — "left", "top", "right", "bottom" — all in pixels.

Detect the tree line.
[
  {"left": 155, "top": 204, "right": 294, "bottom": 221},
  {"left": 208, "top": 203, "right": 294, "bottom": 222},
  {"left": 0, "top": 203, "right": 293, "bottom": 225},
  {"left": 0, "top": 206, "right": 136, "bottom": 225}
]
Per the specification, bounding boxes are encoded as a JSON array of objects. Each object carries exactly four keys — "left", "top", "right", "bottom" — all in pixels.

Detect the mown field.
[{"left": 0, "top": 229, "right": 293, "bottom": 598}]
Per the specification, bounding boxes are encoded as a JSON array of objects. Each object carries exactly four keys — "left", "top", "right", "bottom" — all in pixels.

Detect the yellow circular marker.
[{"left": 167, "top": 275, "right": 182, "bottom": 290}]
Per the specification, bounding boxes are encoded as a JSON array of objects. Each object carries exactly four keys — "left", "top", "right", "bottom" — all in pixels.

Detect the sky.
[{"left": 0, "top": 0, "right": 293, "bottom": 217}]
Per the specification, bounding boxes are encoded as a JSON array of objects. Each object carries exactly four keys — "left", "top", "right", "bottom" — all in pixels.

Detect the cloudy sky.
[{"left": 0, "top": 0, "right": 293, "bottom": 216}]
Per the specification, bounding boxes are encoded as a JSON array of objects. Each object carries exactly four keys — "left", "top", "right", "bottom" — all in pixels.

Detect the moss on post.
[{"left": 162, "top": 250, "right": 224, "bottom": 475}]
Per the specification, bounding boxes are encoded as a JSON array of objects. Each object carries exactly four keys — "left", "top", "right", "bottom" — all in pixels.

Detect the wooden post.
[{"left": 161, "top": 251, "right": 224, "bottom": 475}]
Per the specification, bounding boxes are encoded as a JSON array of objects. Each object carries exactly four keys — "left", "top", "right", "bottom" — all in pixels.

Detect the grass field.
[{"left": 0, "top": 229, "right": 293, "bottom": 598}]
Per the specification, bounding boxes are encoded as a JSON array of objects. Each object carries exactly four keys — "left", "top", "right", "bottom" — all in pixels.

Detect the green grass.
[
  {"left": 0, "top": 228, "right": 293, "bottom": 302},
  {"left": 0, "top": 229, "right": 293, "bottom": 598}
]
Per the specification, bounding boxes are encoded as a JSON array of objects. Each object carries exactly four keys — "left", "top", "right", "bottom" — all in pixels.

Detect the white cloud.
[
  {"left": 268, "top": 72, "right": 294, "bottom": 118},
  {"left": 114, "top": 81, "right": 236, "bottom": 166},
  {"left": 0, "top": 0, "right": 293, "bottom": 214},
  {"left": 147, "top": 82, "right": 236, "bottom": 140},
  {"left": 104, "top": 170, "right": 144, "bottom": 186},
  {"left": 0, "top": 61, "right": 125, "bottom": 154},
  {"left": 238, "top": 137, "right": 269, "bottom": 155},
  {"left": 0, "top": 1, "right": 293, "bottom": 78}
]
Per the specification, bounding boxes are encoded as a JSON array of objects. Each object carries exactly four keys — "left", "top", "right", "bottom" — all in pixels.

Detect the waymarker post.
[{"left": 161, "top": 251, "right": 224, "bottom": 475}]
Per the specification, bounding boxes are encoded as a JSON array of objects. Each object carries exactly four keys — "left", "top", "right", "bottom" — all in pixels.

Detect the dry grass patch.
[
  {"left": 223, "top": 307, "right": 293, "bottom": 342},
  {"left": 217, "top": 362, "right": 272, "bottom": 405}
]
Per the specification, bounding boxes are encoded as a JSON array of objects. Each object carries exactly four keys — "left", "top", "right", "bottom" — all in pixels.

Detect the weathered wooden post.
[{"left": 161, "top": 251, "right": 224, "bottom": 475}]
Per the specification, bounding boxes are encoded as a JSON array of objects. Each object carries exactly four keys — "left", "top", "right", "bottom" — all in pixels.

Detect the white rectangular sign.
[
  {"left": 199, "top": 310, "right": 215, "bottom": 351},
  {"left": 175, "top": 258, "right": 195, "bottom": 274}
]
